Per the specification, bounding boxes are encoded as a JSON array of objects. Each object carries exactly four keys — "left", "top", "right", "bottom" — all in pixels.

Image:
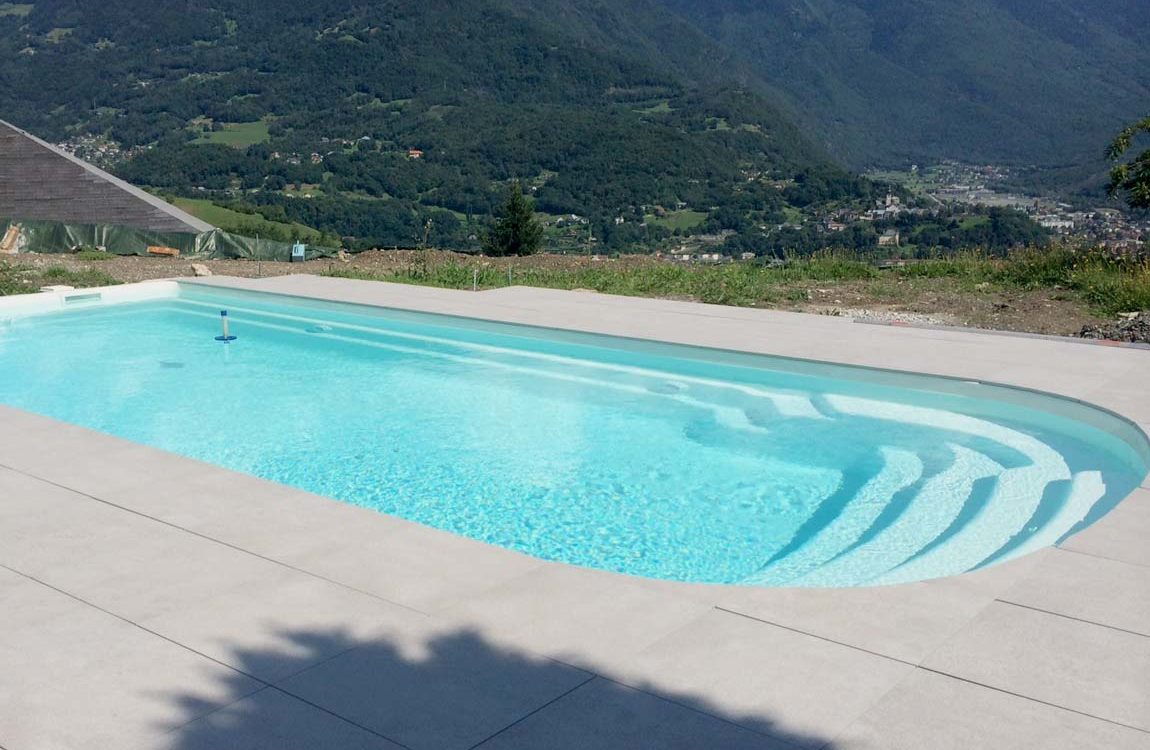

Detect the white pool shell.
[
  {"left": 7, "top": 278, "right": 1147, "bottom": 589},
  {"left": 1, "top": 275, "right": 1148, "bottom": 749}
]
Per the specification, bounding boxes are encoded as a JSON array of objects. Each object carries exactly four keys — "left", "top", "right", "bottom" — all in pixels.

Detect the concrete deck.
[{"left": 1, "top": 275, "right": 1148, "bottom": 750}]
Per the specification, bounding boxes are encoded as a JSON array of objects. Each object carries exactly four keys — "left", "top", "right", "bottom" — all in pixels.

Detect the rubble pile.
[{"left": 1078, "top": 312, "right": 1150, "bottom": 344}]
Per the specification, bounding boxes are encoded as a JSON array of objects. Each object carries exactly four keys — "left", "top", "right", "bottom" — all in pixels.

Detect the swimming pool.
[{"left": 1, "top": 283, "right": 1146, "bottom": 587}]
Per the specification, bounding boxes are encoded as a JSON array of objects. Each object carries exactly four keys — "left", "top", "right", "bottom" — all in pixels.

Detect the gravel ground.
[
  {"left": 1079, "top": 313, "right": 1150, "bottom": 344},
  {"left": 7, "top": 251, "right": 351, "bottom": 282},
  {"left": 818, "top": 308, "right": 958, "bottom": 326}
]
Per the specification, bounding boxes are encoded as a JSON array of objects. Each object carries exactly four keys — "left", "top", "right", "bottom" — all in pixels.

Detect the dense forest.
[
  {"left": 659, "top": 0, "right": 1150, "bottom": 170},
  {"left": 1, "top": 0, "right": 1055, "bottom": 253}
]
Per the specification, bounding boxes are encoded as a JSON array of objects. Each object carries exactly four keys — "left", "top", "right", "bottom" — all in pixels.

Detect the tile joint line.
[
  {"left": 713, "top": 606, "right": 919, "bottom": 667},
  {"left": 992, "top": 598, "right": 1150, "bottom": 640},
  {"left": 465, "top": 674, "right": 597, "bottom": 750},
  {"left": 594, "top": 673, "right": 812, "bottom": 749},
  {"left": 0, "top": 563, "right": 415, "bottom": 749},
  {"left": 0, "top": 460, "right": 430, "bottom": 617},
  {"left": 914, "top": 665, "right": 1150, "bottom": 735},
  {"left": 1056, "top": 544, "right": 1150, "bottom": 571},
  {"left": 715, "top": 604, "right": 1150, "bottom": 735}
]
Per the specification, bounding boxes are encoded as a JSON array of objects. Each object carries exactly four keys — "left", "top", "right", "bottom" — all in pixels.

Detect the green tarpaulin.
[{"left": 0, "top": 217, "right": 340, "bottom": 261}]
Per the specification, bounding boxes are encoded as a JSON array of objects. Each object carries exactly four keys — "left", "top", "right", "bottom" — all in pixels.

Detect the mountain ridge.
[
  {"left": 655, "top": 0, "right": 1150, "bottom": 169},
  {"left": 2, "top": 0, "right": 872, "bottom": 249},
  {"left": 0, "top": 0, "right": 1118, "bottom": 252}
]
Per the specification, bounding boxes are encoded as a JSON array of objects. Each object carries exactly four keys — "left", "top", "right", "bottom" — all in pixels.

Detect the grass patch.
[
  {"left": 781, "top": 206, "right": 804, "bottom": 224},
  {"left": 193, "top": 120, "right": 271, "bottom": 148},
  {"left": 327, "top": 253, "right": 882, "bottom": 307},
  {"left": 324, "top": 248, "right": 1150, "bottom": 316},
  {"left": 958, "top": 216, "right": 990, "bottom": 230},
  {"left": 0, "top": 263, "right": 120, "bottom": 296},
  {"left": 1068, "top": 257, "right": 1150, "bottom": 314},
  {"left": 862, "top": 249, "right": 1150, "bottom": 315},
  {"left": 645, "top": 210, "right": 707, "bottom": 232},
  {"left": 171, "top": 198, "right": 333, "bottom": 245},
  {"left": 0, "top": 4, "right": 33, "bottom": 17},
  {"left": 635, "top": 100, "right": 673, "bottom": 115},
  {"left": 74, "top": 249, "right": 114, "bottom": 261}
]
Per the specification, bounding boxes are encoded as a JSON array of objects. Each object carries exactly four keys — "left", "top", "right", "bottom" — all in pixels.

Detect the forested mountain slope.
[
  {"left": 2, "top": 0, "right": 873, "bottom": 248},
  {"left": 657, "top": 0, "right": 1150, "bottom": 169}
]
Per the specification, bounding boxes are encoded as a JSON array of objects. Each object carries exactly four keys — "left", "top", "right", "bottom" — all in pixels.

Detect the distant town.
[{"left": 868, "top": 162, "right": 1149, "bottom": 253}]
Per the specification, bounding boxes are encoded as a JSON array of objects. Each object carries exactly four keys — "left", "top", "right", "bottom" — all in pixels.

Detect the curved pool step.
[
  {"left": 745, "top": 447, "right": 924, "bottom": 585},
  {"left": 793, "top": 444, "right": 1003, "bottom": 587},
  {"left": 870, "top": 440, "right": 1071, "bottom": 586},
  {"left": 180, "top": 298, "right": 828, "bottom": 423},
  {"left": 978, "top": 470, "right": 1107, "bottom": 568},
  {"left": 178, "top": 304, "right": 777, "bottom": 437}
]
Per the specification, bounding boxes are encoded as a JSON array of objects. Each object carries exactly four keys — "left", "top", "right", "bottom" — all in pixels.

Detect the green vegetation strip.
[
  {"left": 325, "top": 249, "right": 1150, "bottom": 315},
  {"left": 0, "top": 4, "right": 33, "bottom": 17},
  {"left": 192, "top": 120, "right": 272, "bottom": 148},
  {"left": 0, "top": 265, "right": 121, "bottom": 296},
  {"left": 171, "top": 198, "right": 335, "bottom": 246}
]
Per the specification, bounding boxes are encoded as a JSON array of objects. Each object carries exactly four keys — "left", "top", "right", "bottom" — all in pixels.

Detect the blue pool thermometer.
[{"left": 215, "top": 310, "right": 237, "bottom": 342}]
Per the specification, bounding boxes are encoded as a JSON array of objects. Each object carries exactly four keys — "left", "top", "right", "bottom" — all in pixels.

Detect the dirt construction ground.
[{"left": 3, "top": 250, "right": 1112, "bottom": 337}]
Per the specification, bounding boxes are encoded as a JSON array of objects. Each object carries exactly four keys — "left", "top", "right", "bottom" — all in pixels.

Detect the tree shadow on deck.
[{"left": 160, "top": 625, "right": 840, "bottom": 750}]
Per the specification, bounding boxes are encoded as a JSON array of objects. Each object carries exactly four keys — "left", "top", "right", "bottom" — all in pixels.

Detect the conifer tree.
[{"left": 482, "top": 182, "right": 544, "bottom": 256}]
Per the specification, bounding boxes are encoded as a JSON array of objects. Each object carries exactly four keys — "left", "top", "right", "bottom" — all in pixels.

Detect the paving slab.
[
  {"left": 832, "top": 668, "right": 1150, "bottom": 750},
  {"left": 1083, "top": 378, "right": 1150, "bottom": 424},
  {"left": 0, "top": 467, "right": 308, "bottom": 623},
  {"left": 94, "top": 461, "right": 415, "bottom": 563},
  {"left": 0, "top": 568, "right": 261, "bottom": 750},
  {"left": 277, "top": 519, "right": 545, "bottom": 614},
  {"left": 0, "top": 409, "right": 537, "bottom": 625},
  {"left": 1001, "top": 548, "right": 1150, "bottom": 636},
  {"left": 0, "top": 405, "right": 208, "bottom": 495},
  {"left": 714, "top": 552, "right": 1047, "bottom": 664},
  {"left": 0, "top": 467, "right": 437, "bottom": 684},
  {"left": 1059, "top": 488, "right": 1150, "bottom": 568},
  {"left": 476, "top": 677, "right": 799, "bottom": 750},
  {"left": 922, "top": 602, "right": 1150, "bottom": 731},
  {"left": 441, "top": 563, "right": 716, "bottom": 671},
  {"left": 614, "top": 609, "right": 913, "bottom": 747},
  {"left": 0, "top": 463, "right": 583, "bottom": 749},
  {"left": 0, "top": 407, "right": 420, "bottom": 568},
  {"left": 276, "top": 623, "right": 593, "bottom": 750},
  {"left": 162, "top": 687, "right": 404, "bottom": 750},
  {"left": 135, "top": 568, "right": 434, "bottom": 683}
]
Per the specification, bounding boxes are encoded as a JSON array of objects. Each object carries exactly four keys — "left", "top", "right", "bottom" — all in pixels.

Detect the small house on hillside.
[{"left": 878, "top": 229, "right": 901, "bottom": 247}]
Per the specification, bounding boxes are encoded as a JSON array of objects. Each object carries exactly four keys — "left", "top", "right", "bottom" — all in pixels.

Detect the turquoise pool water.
[{"left": 1, "top": 285, "right": 1146, "bottom": 586}]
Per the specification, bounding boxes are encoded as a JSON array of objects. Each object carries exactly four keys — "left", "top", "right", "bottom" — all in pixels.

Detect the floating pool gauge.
[{"left": 215, "top": 310, "right": 237, "bottom": 342}]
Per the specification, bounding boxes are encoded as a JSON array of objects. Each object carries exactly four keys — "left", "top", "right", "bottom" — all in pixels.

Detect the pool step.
[
  {"left": 793, "top": 444, "right": 1003, "bottom": 586},
  {"left": 746, "top": 448, "right": 924, "bottom": 585},
  {"left": 977, "top": 470, "right": 1106, "bottom": 567},
  {"left": 871, "top": 442, "right": 1071, "bottom": 586},
  {"left": 176, "top": 299, "right": 822, "bottom": 431}
]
